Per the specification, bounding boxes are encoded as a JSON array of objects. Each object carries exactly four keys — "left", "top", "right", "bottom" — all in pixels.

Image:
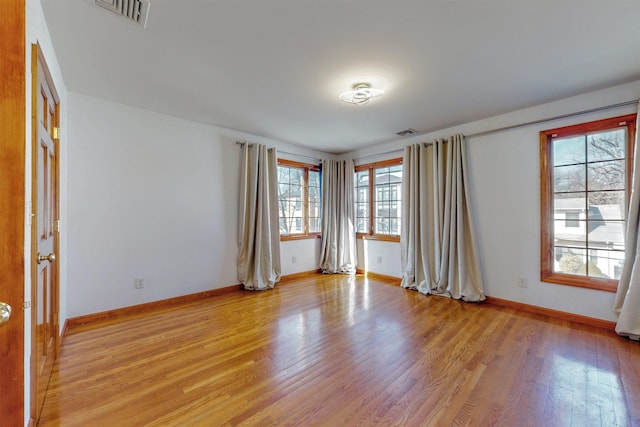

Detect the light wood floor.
[{"left": 39, "top": 275, "right": 640, "bottom": 426}]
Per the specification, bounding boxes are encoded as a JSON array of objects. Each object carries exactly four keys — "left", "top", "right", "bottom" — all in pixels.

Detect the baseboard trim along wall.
[
  {"left": 484, "top": 296, "right": 616, "bottom": 331},
  {"left": 63, "top": 272, "right": 616, "bottom": 336},
  {"left": 279, "top": 269, "right": 322, "bottom": 283},
  {"left": 65, "top": 284, "right": 243, "bottom": 329},
  {"left": 356, "top": 270, "right": 402, "bottom": 285},
  {"left": 64, "top": 269, "right": 322, "bottom": 333}
]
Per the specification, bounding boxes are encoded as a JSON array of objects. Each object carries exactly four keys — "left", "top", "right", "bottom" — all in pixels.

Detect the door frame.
[
  {"left": 0, "top": 1, "right": 26, "bottom": 425},
  {"left": 30, "top": 42, "right": 61, "bottom": 423}
]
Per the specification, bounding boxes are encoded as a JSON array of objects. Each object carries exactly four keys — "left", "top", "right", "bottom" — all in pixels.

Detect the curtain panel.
[
  {"left": 237, "top": 143, "right": 281, "bottom": 290},
  {"left": 400, "top": 134, "right": 485, "bottom": 301},
  {"left": 614, "top": 104, "right": 640, "bottom": 339},
  {"left": 319, "top": 159, "right": 357, "bottom": 274}
]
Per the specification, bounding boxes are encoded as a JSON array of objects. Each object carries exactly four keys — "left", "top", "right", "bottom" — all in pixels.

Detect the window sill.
[
  {"left": 357, "top": 234, "right": 400, "bottom": 243},
  {"left": 541, "top": 272, "right": 617, "bottom": 293},
  {"left": 280, "top": 234, "right": 321, "bottom": 242}
]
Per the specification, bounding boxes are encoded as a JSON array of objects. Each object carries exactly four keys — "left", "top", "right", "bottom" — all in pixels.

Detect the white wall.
[
  {"left": 344, "top": 79, "right": 640, "bottom": 322},
  {"left": 25, "top": 1, "right": 68, "bottom": 425},
  {"left": 356, "top": 239, "right": 402, "bottom": 277},
  {"left": 466, "top": 107, "right": 635, "bottom": 322},
  {"left": 280, "top": 238, "right": 322, "bottom": 276},
  {"left": 66, "top": 93, "right": 329, "bottom": 317}
]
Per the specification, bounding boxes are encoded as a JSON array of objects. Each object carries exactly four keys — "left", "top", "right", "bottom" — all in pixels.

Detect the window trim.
[
  {"left": 355, "top": 158, "right": 403, "bottom": 242},
  {"left": 277, "top": 158, "right": 321, "bottom": 241},
  {"left": 540, "top": 114, "right": 636, "bottom": 292}
]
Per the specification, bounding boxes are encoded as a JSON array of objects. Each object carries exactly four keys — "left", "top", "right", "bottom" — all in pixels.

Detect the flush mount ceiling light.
[{"left": 339, "top": 83, "right": 384, "bottom": 106}]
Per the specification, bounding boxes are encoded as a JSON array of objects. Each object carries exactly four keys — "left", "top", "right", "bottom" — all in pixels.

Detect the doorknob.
[
  {"left": 37, "top": 252, "right": 56, "bottom": 264},
  {"left": 0, "top": 302, "right": 11, "bottom": 327}
]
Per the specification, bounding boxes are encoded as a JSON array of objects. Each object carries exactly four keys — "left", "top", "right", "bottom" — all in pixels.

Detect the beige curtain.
[
  {"left": 614, "top": 104, "right": 640, "bottom": 339},
  {"left": 400, "top": 134, "right": 485, "bottom": 301},
  {"left": 319, "top": 159, "right": 357, "bottom": 274},
  {"left": 237, "top": 143, "right": 281, "bottom": 290}
]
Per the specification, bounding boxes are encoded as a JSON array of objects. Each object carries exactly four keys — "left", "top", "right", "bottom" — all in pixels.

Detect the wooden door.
[
  {"left": 31, "top": 43, "right": 61, "bottom": 423},
  {"left": 0, "top": 1, "right": 26, "bottom": 425}
]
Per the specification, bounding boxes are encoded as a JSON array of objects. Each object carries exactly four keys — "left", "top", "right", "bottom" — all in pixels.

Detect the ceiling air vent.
[
  {"left": 395, "top": 128, "right": 417, "bottom": 137},
  {"left": 91, "top": 0, "right": 151, "bottom": 29}
]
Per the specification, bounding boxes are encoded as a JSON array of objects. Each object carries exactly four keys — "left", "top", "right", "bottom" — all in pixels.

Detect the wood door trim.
[{"left": 0, "top": 1, "right": 26, "bottom": 425}]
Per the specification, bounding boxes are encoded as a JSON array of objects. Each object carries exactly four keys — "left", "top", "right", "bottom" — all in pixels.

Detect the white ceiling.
[{"left": 42, "top": 0, "right": 640, "bottom": 154}]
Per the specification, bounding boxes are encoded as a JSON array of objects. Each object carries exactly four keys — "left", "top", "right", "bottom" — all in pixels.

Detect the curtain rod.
[
  {"left": 235, "top": 141, "right": 323, "bottom": 163},
  {"left": 237, "top": 99, "right": 639, "bottom": 162},
  {"left": 466, "top": 99, "right": 639, "bottom": 138},
  {"left": 355, "top": 99, "right": 639, "bottom": 160}
]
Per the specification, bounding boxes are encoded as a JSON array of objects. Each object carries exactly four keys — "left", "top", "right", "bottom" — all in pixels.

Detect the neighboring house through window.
[
  {"left": 355, "top": 158, "right": 403, "bottom": 241},
  {"left": 540, "top": 114, "right": 636, "bottom": 292},
  {"left": 277, "top": 159, "right": 320, "bottom": 240}
]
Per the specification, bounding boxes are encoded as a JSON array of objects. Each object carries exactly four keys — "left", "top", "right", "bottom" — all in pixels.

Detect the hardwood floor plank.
[{"left": 39, "top": 275, "right": 640, "bottom": 426}]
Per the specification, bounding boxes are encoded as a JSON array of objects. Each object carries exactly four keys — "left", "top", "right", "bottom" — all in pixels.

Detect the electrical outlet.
[
  {"left": 134, "top": 278, "right": 145, "bottom": 289},
  {"left": 292, "top": 256, "right": 297, "bottom": 264},
  {"left": 377, "top": 256, "right": 382, "bottom": 264},
  {"left": 518, "top": 277, "right": 528, "bottom": 288}
]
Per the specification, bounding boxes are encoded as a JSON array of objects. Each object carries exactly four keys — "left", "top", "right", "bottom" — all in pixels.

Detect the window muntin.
[
  {"left": 355, "top": 159, "right": 402, "bottom": 241},
  {"left": 277, "top": 159, "right": 321, "bottom": 240},
  {"left": 541, "top": 114, "right": 636, "bottom": 292}
]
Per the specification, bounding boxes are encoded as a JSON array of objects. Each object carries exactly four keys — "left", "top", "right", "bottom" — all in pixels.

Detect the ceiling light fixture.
[{"left": 339, "top": 83, "right": 384, "bottom": 106}]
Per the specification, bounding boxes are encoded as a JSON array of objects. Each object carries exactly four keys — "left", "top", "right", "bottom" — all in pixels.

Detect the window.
[
  {"left": 277, "top": 159, "right": 321, "bottom": 240},
  {"left": 540, "top": 114, "right": 636, "bottom": 292},
  {"left": 354, "top": 158, "right": 403, "bottom": 241}
]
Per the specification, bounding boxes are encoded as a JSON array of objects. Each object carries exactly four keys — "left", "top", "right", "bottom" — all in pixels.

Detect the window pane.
[
  {"left": 553, "top": 136, "right": 585, "bottom": 166},
  {"left": 309, "top": 218, "right": 321, "bottom": 233},
  {"left": 588, "top": 191, "right": 625, "bottom": 220},
  {"left": 309, "top": 188, "right": 320, "bottom": 202},
  {"left": 290, "top": 168, "right": 303, "bottom": 185},
  {"left": 278, "top": 166, "right": 290, "bottom": 182},
  {"left": 554, "top": 220, "right": 586, "bottom": 248},
  {"left": 375, "top": 167, "right": 390, "bottom": 185},
  {"left": 587, "top": 160, "right": 625, "bottom": 191},
  {"left": 356, "top": 218, "right": 368, "bottom": 233},
  {"left": 588, "top": 250, "right": 624, "bottom": 279},
  {"left": 554, "top": 164, "right": 585, "bottom": 192},
  {"left": 293, "top": 218, "right": 302, "bottom": 233},
  {"left": 389, "top": 166, "right": 403, "bottom": 188},
  {"left": 356, "top": 188, "right": 368, "bottom": 203},
  {"left": 356, "top": 171, "right": 369, "bottom": 186},
  {"left": 376, "top": 201, "right": 390, "bottom": 218},
  {"left": 389, "top": 218, "right": 400, "bottom": 235},
  {"left": 588, "top": 219, "right": 625, "bottom": 248},
  {"left": 564, "top": 212, "right": 580, "bottom": 228},
  {"left": 375, "top": 217, "right": 389, "bottom": 234},
  {"left": 356, "top": 202, "right": 368, "bottom": 218},
  {"left": 553, "top": 193, "right": 585, "bottom": 219},
  {"left": 308, "top": 170, "right": 320, "bottom": 188},
  {"left": 587, "top": 129, "right": 626, "bottom": 162},
  {"left": 554, "top": 247, "right": 587, "bottom": 276},
  {"left": 278, "top": 183, "right": 290, "bottom": 197}
]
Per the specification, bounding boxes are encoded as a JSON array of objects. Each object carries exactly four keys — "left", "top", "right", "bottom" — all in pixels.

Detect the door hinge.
[
  {"left": 54, "top": 220, "right": 61, "bottom": 233},
  {"left": 54, "top": 313, "right": 59, "bottom": 325},
  {"left": 53, "top": 126, "right": 60, "bottom": 140}
]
